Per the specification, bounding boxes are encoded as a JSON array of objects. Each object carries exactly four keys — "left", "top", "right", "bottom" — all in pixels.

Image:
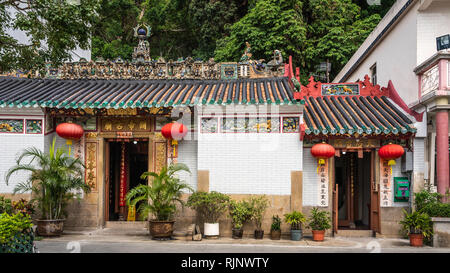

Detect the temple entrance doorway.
[
  {"left": 334, "top": 151, "right": 373, "bottom": 231},
  {"left": 105, "top": 139, "right": 149, "bottom": 221}
]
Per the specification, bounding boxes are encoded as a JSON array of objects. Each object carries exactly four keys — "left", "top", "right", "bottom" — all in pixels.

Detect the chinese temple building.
[{"left": 0, "top": 24, "right": 425, "bottom": 237}]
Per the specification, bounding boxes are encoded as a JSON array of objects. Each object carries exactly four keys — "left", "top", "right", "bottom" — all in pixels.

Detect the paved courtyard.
[{"left": 34, "top": 228, "right": 450, "bottom": 253}]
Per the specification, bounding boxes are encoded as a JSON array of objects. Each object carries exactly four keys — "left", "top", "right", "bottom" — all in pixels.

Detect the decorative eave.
[{"left": 292, "top": 75, "right": 420, "bottom": 139}]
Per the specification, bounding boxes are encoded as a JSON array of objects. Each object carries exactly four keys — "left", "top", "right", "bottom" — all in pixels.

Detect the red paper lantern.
[
  {"left": 161, "top": 122, "right": 188, "bottom": 141},
  {"left": 311, "top": 143, "right": 335, "bottom": 164},
  {"left": 161, "top": 122, "right": 188, "bottom": 158},
  {"left": 56, "top": 122, "right": 84, "bottom": 145},
  {"left": 378, "top": 143, "right": 404, "bottom": 166}
]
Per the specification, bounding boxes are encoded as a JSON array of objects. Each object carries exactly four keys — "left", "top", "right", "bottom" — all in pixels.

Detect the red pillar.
[{"left": 436, "top": 110, "right": 449, "bottom": 195}]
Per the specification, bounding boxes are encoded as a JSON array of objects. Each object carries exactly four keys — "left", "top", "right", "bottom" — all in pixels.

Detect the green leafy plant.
[
  {"left": 126, "top": 163, "right": 193, "bottom": 221},
  {"left": 187, "top": 191, "right": 230, "bottom": 223},
  {"left": 399, "top": 210, "right": 433, "bottom": 238},
  {"left": 414, "top": 189, "right": 450, "bottom": 217},
  {"left": 0, "top": 197, "right": 13, "bottom": 215},
  {"left": 249, "top": 195, "right": 269, "bottom": 231},
  {"left": 284, "top": 211, "right": 306, "bottom": 230},
  {"left": 0, "top": 213, "right": 33, "bottom": 244},
  {"left": 5, "top": 138, "right": 90, "bottom": 220},
  {"left": 307, "top": 207, "right": 331, "bottom": 231},
  {"left": 228, "top": 199, "right": 252, "bottom": 230},
  {"left": 271, "top": 215, "right": 281, "bottom": 231}
]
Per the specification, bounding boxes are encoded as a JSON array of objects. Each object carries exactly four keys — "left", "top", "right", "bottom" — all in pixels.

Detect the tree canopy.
[{"left": 0, "top": 0, "right": 100, "bottom": 73}]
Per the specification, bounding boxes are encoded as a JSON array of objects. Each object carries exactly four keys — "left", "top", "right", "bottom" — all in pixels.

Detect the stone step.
[
  {"left": 335, "top": 229, "right": 374, "bottom": 237},
  {"left": 104, "top": 221, "right": 148, "bottom": 229}
]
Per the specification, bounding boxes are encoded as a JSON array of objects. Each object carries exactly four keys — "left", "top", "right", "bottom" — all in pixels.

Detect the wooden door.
[
  {"left": 370, "top": 151, "right": 380, "bottom": 233},
  {"left": 333, "top": 183, "right": 338, "bottom": 234},
  {"left": 104, "top": 141, "right": 110, "bottom": 223}
]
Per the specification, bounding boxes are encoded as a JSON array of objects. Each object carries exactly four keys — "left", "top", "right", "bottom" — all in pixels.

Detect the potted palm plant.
[
  {"left": 187, "top": 191, "right": 230, "bottom": 238},
  {"left": 126, "top": 163, "right": 192, "bottom": 239},
  {"left": 249, "top": 195, "right": 269, "bottom": 239},
  {"left": 284, "top": 211, "right": 306, "bottom": 241},
  {"left": 399, "top": 209, "right": 433, "bottom": 247},
  {"left": 5, "top": 138, "right": 90, "bottom": 236},
  {"left": 228, "top": 199, "right": 252, "bottom": 239},
  {"left": 270, "top": 215, "right": 282, "bottom": 240},
  {"left": 307, "top": 207, "right": 331, "bottom": 241}
]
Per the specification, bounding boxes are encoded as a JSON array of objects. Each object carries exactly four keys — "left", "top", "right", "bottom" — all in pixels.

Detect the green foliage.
[
  {"left": 0, "top": 213, "right": 33, "bottom": 244},
  {"left": 399, "top": 210, "right": 433, "bottom": 238},
  {"left": 0, "top": 0, "right": 100, "bottom": 73},
  {"left": 248, "top": 195, "right": 269, "bottom": 230},
  {"left": 215, "top": 0, "right": 307, "bottom": 66},
  {"left": 126, "top": 163, "right": 192, "bottom": 221},
  {"left": 270, "top": 215, "right": 281, "bottom": 231},
  {"left": 284, "top": 210, "right": 306, "bottom": 230},
  {"left": 5, "top": 137, "right": 90, "bottom": 220},
  {"left": 187, "top": 191, "right": 230, "bottom": 223},
  {"left": 228, "top": 199, "right": 253, "bottom": 230},
  {"left": 414, "top": 189, "right": 450, "bottom": 218},
  {"left": 421, "top": 202, "right": 450, "bottom": 218},
  {"left": 0, "top": 197, "right": 13, "bottom": 215},
  {"left": 307, "top": 207, "right": 331, "bottom": 231},
  {"left": 303, "top": 0, "right": 381, "bottom": 80}
]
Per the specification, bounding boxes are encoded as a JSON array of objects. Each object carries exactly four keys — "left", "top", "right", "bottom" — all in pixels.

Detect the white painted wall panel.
[{"left": 198, "top": 133, "right": 302, "bottom": 195}]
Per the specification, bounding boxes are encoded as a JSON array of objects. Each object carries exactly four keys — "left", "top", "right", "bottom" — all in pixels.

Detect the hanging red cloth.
[{"left": 119, "top": 142, "right": 128, "bottom": 207}]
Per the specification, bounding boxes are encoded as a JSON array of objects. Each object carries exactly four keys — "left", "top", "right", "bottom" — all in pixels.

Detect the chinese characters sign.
[
  {"left": 318, "top": 160, "right": 329, "bottom": 207},
  {"left": 380, "top": 160, "right": 392, "bottom": 207}
]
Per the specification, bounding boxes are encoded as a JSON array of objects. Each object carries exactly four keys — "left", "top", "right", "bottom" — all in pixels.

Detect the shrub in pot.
[
  {"left": 228, "top": 199, "right": 252, "bottom": 239},
  {"left": 270, "top": 215, "right": 281, "bottom": 240},
  {"left": 187, "top": 191, "right": 230, "bottom": 237},
  {"left": 307, "top": 207, "right": 331, "bottom": 241},
  {"left": 126, "top": 163, "right": 192, "bottom": 239},
  {"left": 249, "top": 195, "right": 269, "bottom": 239},
  {"left": 5, "top": 138, "right": 90, "bottom": 236},
  {"left": 284, "top": 211, "right": 306, "bottom": 241},
  {"left": 399, "top": 209, "right": 433, "bottom": 247}
]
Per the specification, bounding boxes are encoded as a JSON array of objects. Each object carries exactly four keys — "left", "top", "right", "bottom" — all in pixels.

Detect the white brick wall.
[
  {"left": 177, "top": 140, "right": 198, "bottom": 192},
  {"left": 302, "top": 149, "right": 319, "bottom": 206},
  {"left": 198, "top": 133, "right": 302, "bottom": 195},
  {"left": 0, "top": 121, "right": 45, "bottom": 193}
]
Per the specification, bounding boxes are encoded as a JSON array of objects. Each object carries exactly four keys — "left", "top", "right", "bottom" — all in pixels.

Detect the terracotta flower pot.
[
  {"left": 271, "top": 230, "right": 281, "bottom": 240},
  {"left": 36, "top": 219, "right": 65, "bottom": 237},
  {"left": 409, "top": 233, "right": 424, "bottom": 247},
  {"left": 149, "top": 220, "right": 175, "bottom": 239},
  {"left": 312, "top": 230, "right": 325, "bottom": 241}
]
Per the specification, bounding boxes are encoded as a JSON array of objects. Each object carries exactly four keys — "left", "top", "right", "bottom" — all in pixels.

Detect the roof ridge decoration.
[
  {"left": 294, "top": 75, "right": 389, "bottom": 99},
  {"left": 37, "top": 40, "right": 286, "bottom": 81}
]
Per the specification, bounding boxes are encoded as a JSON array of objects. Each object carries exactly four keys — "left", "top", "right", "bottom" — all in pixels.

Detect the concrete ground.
[{"left": 34, "top": 228, "right": 450, "bottom": 253}]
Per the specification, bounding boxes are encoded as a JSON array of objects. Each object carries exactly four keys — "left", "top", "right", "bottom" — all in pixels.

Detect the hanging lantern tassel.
[
  {"left": 66, "top": 139, "right": 72, "bottom": 156},
  {"left": 172, "top": 139, "right": 178, "bottom": 157},
  {"left": 387, "top": 159, "right": 396, "bottom": 174},
  {"left": 317, "top": 158, "right": 325, "bottom": 173}
]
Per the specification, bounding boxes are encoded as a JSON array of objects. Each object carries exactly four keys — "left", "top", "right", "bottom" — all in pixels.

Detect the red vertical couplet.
[
  {"left": 119, "top": 142, "right": 128, "bottom": 207},
  {"left": 436, "top": 110, "right": 449, "bottom": 195}
]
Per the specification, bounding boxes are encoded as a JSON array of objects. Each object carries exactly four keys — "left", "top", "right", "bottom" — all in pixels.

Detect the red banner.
[{"left": 119, "top": 143, "right": 127, "bottom": 207}]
